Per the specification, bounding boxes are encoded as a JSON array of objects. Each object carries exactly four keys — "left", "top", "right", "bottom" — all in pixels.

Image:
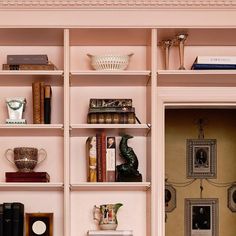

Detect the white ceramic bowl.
[{"left": 87, "top": 53, "right": 133, "bottom": 71}]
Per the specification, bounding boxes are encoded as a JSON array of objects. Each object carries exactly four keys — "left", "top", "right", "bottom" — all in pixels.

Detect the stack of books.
[
  {"left": 191, "top": 56, "right": 236, "bottom": 70},
  {"left": 0, "top": 202, "right": 24, "bottom": 236},
  {"left": 86, "top": 133, "right": 116, "bottom": 182},
  {"left": 32, "top": 82, "right": 52, "bottom": 124},
  {"left": 2, "top": 54, "right": 56, "bottom": 70},
  {"left": 5, "top": 172, "right": 50, "bottom": 182},
  {"left": 87, "top": 98, "right": 136, "bottom": 124}
]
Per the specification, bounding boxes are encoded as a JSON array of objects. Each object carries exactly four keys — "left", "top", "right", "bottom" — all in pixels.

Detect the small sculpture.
[{"left": 116, "top": 134, "right": 142, "bottom": 182}]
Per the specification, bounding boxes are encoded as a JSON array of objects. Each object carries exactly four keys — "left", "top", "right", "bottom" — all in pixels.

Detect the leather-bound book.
[
  {"left": 86, "top": 136, "right": 97, "bottom": 182},
  {"left": 32, "top": 81, "right": 41, "bottom": 124},
  {"left": 101, "top": 132, "right": 107, "bottom": 182},
  {"left": 5, "top": 172, "right": 50, "bottom": 182},
  {"left": 106, "top": 137, "right": 116, "bottom": 182},
  {"left": 2, "top": 63, "right": 55, "bottom": 70},
  {"left": 12, "top": 202, "right": 24, "bottom": 236},
  {"left": 44, "top": 85, "right": 52, "bottom": 124},
  {"left": 3, "top": 203, "right": 12, "bottom": 236},
  {"left": 96, "top": 133, "right": 102, "bottom": 182},
  {"left": 0, "top": 204, "right": 3, "bottom": 236},
  {"left": 40, "top": 82, "right": 45, "bottom": 124}
]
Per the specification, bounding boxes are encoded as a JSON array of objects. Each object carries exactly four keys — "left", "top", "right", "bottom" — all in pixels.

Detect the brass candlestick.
[
  {"left": 160, "top": 39, "right": 173, "bottom": 70},
  {"left": 176, "top": 33, "right": 188, "bottom": 70}
]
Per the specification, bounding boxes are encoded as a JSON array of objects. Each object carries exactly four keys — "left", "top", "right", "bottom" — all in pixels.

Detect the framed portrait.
[
  {"left": 165, "top": 184, "right": 176, "bottom": 212},
  {"left": 185, "top": 198, "right": 218, "bottom": 236},
  {"left": 186, "top": 139, "right": 217, "bottom": 178},
  {"left": 228, "top": 184, "right": 236, "bottom": 212},
  {"left": 25, "top": 213, "right": 53, "bottom": 236}
]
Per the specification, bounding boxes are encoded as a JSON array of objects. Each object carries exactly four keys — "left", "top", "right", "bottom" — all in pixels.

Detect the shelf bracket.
[
  {"left": 146, "top": 123, "right": 151, "bottom": 136},
  {"left": 146, "top": 72, "right": 152, "bottom": 86},
  {"left": 69, "top": 72, "right": 72, "bottom": 86}
]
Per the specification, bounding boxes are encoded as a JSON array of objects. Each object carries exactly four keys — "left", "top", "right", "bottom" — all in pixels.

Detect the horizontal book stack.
[
  {"left": 87, "top": 98, "right": 136, "bottom": 124},
  {"left": 32, "top": 81, "right": 52, "bottom": 124},
  {"left": 86, "top": 133, "right": 116, "bottom": 182},
  {"left": 5, "top": 172, "right": 50, "bottom": 182},
  {"left": 191, "top": 56, "right": 236, "bottom": 70},
  {"left": 0, "top": 202, "right": 24, "bottom": 236},
  {"left": 2, "top": 54, "right": 56, "bottom": 70}
]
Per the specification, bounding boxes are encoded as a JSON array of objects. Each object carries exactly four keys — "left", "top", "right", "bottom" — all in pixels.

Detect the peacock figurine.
[{"left": 116, "top": 134, "right": 142, "bottom": 182}]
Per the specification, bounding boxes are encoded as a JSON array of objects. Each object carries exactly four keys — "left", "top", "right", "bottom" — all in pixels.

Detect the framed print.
[
  {"left": 25, "top": 213, "right": 53, "bottom": 236},
  {"left": 228, "top": 184, "right": 236, "bottom": 212},
  {"left": 185, "top": 198, "right": 218, "bottom": 236},
  {"left": 186, "top": 139, "right": 217, "bottom": 178},
  {"left": 165, "top": 184, "right": 176, "bottom": 212}
]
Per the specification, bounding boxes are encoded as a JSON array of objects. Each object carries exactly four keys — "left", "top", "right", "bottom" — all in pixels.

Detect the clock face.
[{"left": 32, "top": 220, "right": 47, "bottom": 235}]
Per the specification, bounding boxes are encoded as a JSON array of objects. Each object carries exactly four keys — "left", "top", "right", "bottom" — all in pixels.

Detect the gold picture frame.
[{"left": 25, "top": 213, "right": 53, "bottom": 236}]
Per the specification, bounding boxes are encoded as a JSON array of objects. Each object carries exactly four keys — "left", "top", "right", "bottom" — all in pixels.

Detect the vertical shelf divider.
[
  {"left": 151, "top": 28, "right": 159, "bottom": 236},
  {"left": 63, "top": 28, "right": 70, "bottom": 236},
  {"left": 156, "top": 29, "right": 165, "bottom": 236}
]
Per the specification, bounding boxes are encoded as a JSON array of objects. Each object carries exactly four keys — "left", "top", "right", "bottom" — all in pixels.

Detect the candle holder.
[
  {"left": 160, "top": 39, "right": 173, "bottom": 70},
  {"left": 176, "top": 33, "right": 188, "bottom": 70}
]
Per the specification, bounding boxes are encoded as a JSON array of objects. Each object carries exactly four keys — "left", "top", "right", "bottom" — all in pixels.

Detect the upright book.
[
  {"left": 3, "top": 203, "right": 12, "bottom": 236},
  {"left": 106, "top": 136, "right": 116, "bottom": 182},
  {"left": 0, "top": 204, "right": 3, "bottom": 236},
  {"left": 44, "top": 85, "right": 52, "bottom": 124},
  {"left": 86, "top": 136, "right": 97, "bottom": 182},
  {"left": 12, "top": 202, "right": 24, "bottom": 236}
]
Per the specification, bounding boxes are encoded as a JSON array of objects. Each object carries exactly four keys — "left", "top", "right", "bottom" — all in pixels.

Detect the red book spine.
[
  {"left": 101, "top": 132, "right": 107, "bottom": 182},
  {"left": 96, "top": 133, "right": 102, "bottom": 182}
]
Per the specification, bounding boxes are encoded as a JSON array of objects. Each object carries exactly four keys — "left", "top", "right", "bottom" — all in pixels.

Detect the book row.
[{"left": 86, "top": 133, "right": 116, "bottom": 182}]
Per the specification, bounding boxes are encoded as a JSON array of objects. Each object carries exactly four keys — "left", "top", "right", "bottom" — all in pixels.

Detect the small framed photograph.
[
  {"left": 186, "top": 139, "right": 217, "bottom": 178},
  {"left": 165, "top": 184, "right": 176, "bottom": 212},
  {"left": 185, "top": 198, "right": 218, "bottom": 236},
  {"left": 228, "top": 184, "right": 236, "bottom": 212},
  {"left": 25, "top": 213, "right": 53, "bottom": 236}
]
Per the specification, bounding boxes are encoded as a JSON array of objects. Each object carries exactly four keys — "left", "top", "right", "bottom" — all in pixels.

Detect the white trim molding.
[{"left": 0, "top": 0, "right": 236, "bottom": 9}]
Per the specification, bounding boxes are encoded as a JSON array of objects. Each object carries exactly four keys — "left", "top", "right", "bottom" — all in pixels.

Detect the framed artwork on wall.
[
  {"left": 185, "top": 198, "right": 218, "bottom": 236},
  {"left": 228, "top": 184, "right": 236, "bottom": 212},
  {"left": 186, "top": 139, "right": 217, "bottom": 179},
  {"left": 25, "top": 212, "right": 53, "bottom": 236}
]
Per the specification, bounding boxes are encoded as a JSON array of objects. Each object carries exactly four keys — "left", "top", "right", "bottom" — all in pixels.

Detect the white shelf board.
[
  {"left": 70, "top": 124, "right": 150, "bottom": 137},
  {"left": 70, "top": 182, "right": 151, "bottom": 191},
  {"left": 0, "top": 70, "right": 64, "bottom": 76},
  {"left": 0, "top": 182, "right": 64, "bottom": 191},
  {"left": 158, "top": 70, "right": 236, "bottom": 75},
  {"left": 0, "top": 124, "right": 64, "bottom": 136},
  {"left": 157, "top": 70, "right": 236, "bottom": 87},
  {"left": 71, "top": 70, "right": 150, "bottom": 76}
]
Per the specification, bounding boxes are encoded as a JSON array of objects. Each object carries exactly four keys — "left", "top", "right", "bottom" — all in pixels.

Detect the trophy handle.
[
  {"left": 93, "top": 205, "right": 101, "bottom": 222},
  {"left": 4, "top": 149, "right": 15, "bottom": 165},
  {"left": 37, "top": 148, "right": 47, "bottom": 165}
]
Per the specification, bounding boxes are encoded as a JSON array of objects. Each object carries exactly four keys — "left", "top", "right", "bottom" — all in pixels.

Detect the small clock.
[{"left": 25, "top": 213, "right": 53, "bottom": 236}]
